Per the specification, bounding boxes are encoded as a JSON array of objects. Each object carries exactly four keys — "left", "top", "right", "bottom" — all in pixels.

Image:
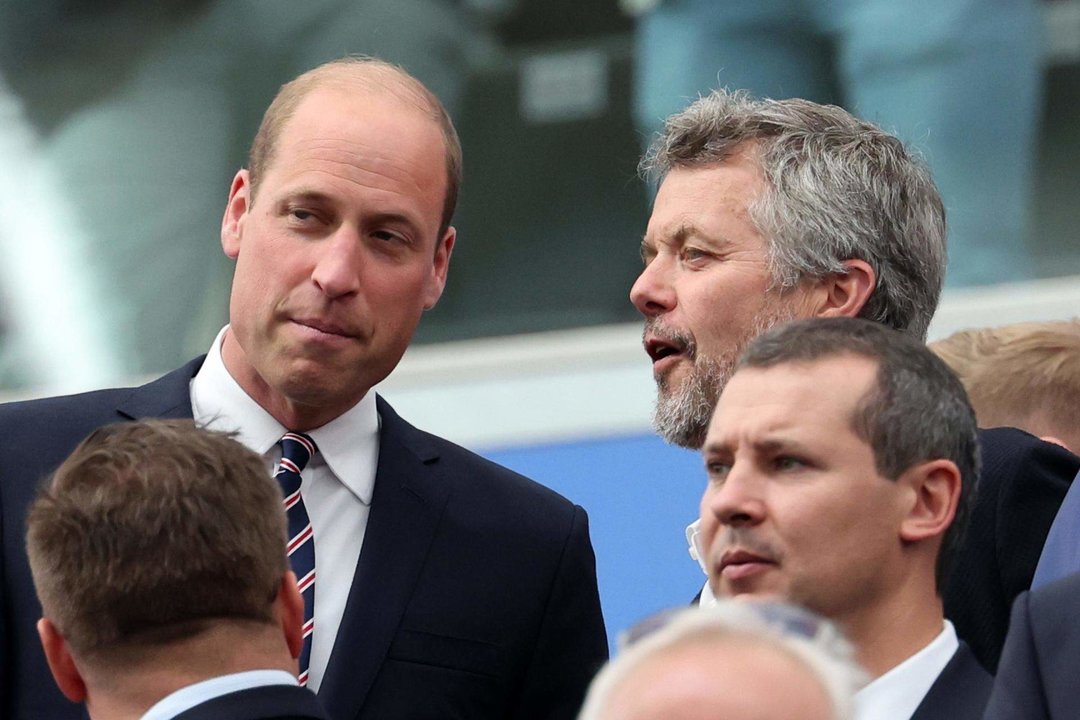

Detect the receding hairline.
[
  {"left": 247, "top": 56, "right": 462, "bottom": 234},
  {"left": 253, "top": 60, "right": 447, "bottom": 183},
  {"left": 298, "top": 60, "right": 444, "bottom": 118}
]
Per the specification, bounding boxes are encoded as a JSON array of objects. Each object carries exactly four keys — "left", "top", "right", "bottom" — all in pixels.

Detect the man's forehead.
[
  {"left": 655, "top": 154, "right": 765, "bottom": 205},
  {"left": 710, "top": 356, "right": 878, "bottom": 436},
  {"left": 269, "top": 87, "right": 446, "bottom": 192},
  {"left": 285, "top": 83, "right": 434, "bottom": 136},
  {"left": 645, "top": 158, "right": 770, "bottom": 250}
]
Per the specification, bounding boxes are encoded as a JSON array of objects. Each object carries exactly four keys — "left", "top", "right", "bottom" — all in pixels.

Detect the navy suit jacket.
[
  {"left": 0, "top": 358, "right": 609, "bottom": 719},
  {"left": 943, "top": 428, "right": 1080, "bottom": 672},
  {"left": 171, "top": 684, "right": 329, "bottom": 720},
  {"left": 982, "top": 571, "right": 1080, "bottom": 719},
  {"left": 910, "top": 642, "right": 992, "bottom": 720}
]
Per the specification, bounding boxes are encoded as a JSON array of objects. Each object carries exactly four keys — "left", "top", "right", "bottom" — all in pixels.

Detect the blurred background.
[{"left": 1, "top": 0, "right": 1078, "bottom": 645}]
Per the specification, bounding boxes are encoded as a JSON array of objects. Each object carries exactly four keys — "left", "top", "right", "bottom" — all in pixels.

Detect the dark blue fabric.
[
  {"left": 276, "top": 432, "right": 317, "bottom": 685},
  {"left": 984, "top": 571, "right": 1080, "bottom": 719},
  {"left": 171, "top": 684, "right": 328, "bottom": 720},
  {"left": 1031, "top": 469, "right": 1080, "bottom": 589},
  {"left": 0, "top": 359, "right": 608, "bottom": 720}
]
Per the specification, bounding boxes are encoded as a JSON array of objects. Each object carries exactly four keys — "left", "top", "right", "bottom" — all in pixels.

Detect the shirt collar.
[
  {"left": 141, "top": 669, "right": 299, "bottom": 720},
  {"left": 854, "top": 621, "right": 959, "bottom": 720},
  {"left": 191, "top": 326, "right": 379, "bottom": 505},
  {"left": 685, "top": 512, "right": 959, "bottom": 710},
  {"left": 686, "top": 518, "right": 707, "bottom": 574}
]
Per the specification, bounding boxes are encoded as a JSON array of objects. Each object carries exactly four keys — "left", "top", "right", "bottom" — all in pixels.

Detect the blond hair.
[{"left": 932, "top": 320, "right": 1080, "bottom": 451}]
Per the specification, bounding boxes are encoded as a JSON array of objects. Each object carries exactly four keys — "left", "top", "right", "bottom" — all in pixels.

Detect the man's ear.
[
  {"left": 898, "top": 459, "right": 961, "bottom": 544},
  {"left": 275, "top": 571, "right": 305, "bottom": 660},
  {"left": 221, "top": 169, "right": 251, "bottom": 260},
  {"left": 423, "top": 226, "right": 456, "bottom": 310},
  {"left": 809, "top": 259, "right": 876, "bottom": 320},
  {"left": 37, "top": 618, "right": 88, "bottom": 703}
]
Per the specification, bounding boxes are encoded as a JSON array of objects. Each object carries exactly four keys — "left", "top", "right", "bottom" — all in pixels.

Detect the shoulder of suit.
[{"left": 376, "top": 394, "right": 582, "bottom": 516}]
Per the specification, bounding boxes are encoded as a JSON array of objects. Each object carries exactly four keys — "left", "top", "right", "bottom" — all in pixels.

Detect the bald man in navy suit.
[{"left": 1, "top": 56, "right": 606, "bottom": 720}]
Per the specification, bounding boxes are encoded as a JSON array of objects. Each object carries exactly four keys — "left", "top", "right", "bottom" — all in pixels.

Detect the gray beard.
[
  {"left": 652, "top": 353, "right": 731, "bottom": 450},
  {"left": 652, "top": 303, "right": 797, "bottom": 449}
]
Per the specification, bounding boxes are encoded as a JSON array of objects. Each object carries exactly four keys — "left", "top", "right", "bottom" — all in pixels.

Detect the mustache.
[
  {"left": 643, "top": 318, "right": 697, "bottom": 359},
  {"left": 715, "top": 530, "right": 783, "bottom": 565}
]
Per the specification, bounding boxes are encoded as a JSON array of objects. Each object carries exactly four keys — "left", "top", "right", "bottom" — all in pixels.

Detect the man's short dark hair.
[
  {"left": 738, "top": 317, "right": 979, "bottom": 590},
  {"left": 26, "top": 420, "right": 287, "bottom": 660}
]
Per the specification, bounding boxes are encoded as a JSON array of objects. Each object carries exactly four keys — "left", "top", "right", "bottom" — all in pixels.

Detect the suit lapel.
[
  {"left": 910, "top": 642, "right": 992, "bottom": 720},
  {"left": 318, "top": 397, "right": 450, "bottom": 719},
  {"left": 117, "top": 367, "right": 450, "bottom": 718},
  {"left": 115, "top": 356, "right": 203, "bottom": 420}
]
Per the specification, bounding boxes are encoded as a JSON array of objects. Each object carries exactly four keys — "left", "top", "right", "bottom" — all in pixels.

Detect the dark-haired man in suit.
[
  {"left": 1, "top": 56, "right": 607, "bottom": 719},
  {"left": 698, "top": 318, "right": 991, "bottom": 718}
]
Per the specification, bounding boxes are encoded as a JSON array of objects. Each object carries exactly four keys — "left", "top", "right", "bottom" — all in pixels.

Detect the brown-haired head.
[
  {"left": 25, "top": 419, "right": 288, "bottom": 662},
  {"left": 247, "top": 55, "right": 462, "bottom": 237}
]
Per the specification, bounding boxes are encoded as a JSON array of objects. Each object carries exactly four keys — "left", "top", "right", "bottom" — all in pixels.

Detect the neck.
[
  {"left": 83, "top": 623, "right": 297, "bottom": 720},
  {"left": 219, "top": 327, "right": 365, "bottom": 431},
  {"left": 842, "top": 582, "right": 945, "bottom": 678}
]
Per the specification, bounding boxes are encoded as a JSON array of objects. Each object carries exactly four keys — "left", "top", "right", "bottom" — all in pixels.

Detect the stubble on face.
[{"left": 650, "top": 299, "right": 797, "bottom": 449}]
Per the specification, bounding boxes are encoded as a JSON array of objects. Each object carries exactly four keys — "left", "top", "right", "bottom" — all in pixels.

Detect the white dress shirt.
[
  {"left": 141, "top": 669, "right": 301, "bottom": 720},
  {"left": 191, "top": 326, "right": 380, "bottom": 692},
  {"left": 855, "top": 621, "right": 958, "bottom": 720}
]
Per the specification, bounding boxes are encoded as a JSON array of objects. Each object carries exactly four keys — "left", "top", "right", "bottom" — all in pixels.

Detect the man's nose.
[
  {"left": 629, "top": 257, "right": 675, "bottom": 317},
  {"left": 311, "top": 229, "right": 363, "bottom": 299},
  {"left": 704, "top": 468, "right": 767, "bottom": 529}
]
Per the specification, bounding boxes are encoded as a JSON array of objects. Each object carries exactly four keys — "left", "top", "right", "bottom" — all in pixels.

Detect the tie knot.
[{"left": 280, "top": 432, "right": 317, "bottom": 473}]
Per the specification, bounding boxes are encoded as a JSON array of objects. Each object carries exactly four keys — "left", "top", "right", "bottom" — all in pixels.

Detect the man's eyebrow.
[
  {"left": 702, "top": 436, "right": 732, "bottom": 456},
  {"left": 367, "top": 210, "right": 422, "bottom": 229},
  {"left": 751, "top": 436, "right": 811, "bottom": 455},
  {"left": 671, "top": 222, "right": 694, "bottom": 245},
  {"left": 642, "top": 223, "right": 695, "bottom": 253},
  {"left": 278, "top": 188, "right": 335, "bottom": 206},
  {"left": 278, "top": 190, "right": 422, "bottom": 229}
]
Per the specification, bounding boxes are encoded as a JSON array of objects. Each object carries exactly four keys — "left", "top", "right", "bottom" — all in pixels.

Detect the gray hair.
[
  {"left": 738, "top": 317, "right": 980, "bottom": 591},
  {"left": 578, "top": 602, "right": 865, "bottom": 720},
  {"left": 642, "top": 89, "right": 946, "bottom": 340}
]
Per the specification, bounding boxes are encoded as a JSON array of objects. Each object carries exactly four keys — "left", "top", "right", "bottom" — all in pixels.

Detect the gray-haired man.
[{"left": 630, "top": 88, "right": 1080, "bottom": 671}]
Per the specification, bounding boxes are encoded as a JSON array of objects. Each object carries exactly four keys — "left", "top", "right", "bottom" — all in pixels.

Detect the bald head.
[
  {"left": 603, "top": 637, "right": 833, "bottom": 720},
  {"left": 578, "top": 603, "right": 863, "bottom": 720}
]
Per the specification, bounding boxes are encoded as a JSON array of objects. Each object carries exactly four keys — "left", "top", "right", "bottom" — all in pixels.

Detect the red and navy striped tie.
[{"left": 277, "top": 432, "right": 318, "bottom": 686}]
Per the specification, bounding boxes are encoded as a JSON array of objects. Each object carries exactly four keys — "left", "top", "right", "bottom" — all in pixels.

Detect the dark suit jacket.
[
  {"left": 171, "top": 684, "right": 329, "bottom": 720},
  {"left": 0, "top": 358, "right": 609, "bottom": 719},
  {"left": 943, "top": 427, "right": 1080, "bottom": 672},
  {"left": 982, "top": 571, "right": 1080, "bottom": 719},
  {"left": 910, "top": 642, "right": 992, "bottom": 720}
]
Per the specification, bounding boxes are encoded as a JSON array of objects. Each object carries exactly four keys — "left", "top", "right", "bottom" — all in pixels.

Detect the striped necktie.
[{"left": 277, "top": 431, "right": 317, "bottom": 686}]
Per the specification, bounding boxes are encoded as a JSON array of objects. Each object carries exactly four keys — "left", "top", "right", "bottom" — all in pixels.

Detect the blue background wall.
[{"left": 484, "top": 433, "right": 707, "bottom": 649}]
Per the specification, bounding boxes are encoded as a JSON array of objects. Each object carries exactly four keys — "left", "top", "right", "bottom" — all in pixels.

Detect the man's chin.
[{"left": 652, "top": 399, "right": 710, "bottom": 450}]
